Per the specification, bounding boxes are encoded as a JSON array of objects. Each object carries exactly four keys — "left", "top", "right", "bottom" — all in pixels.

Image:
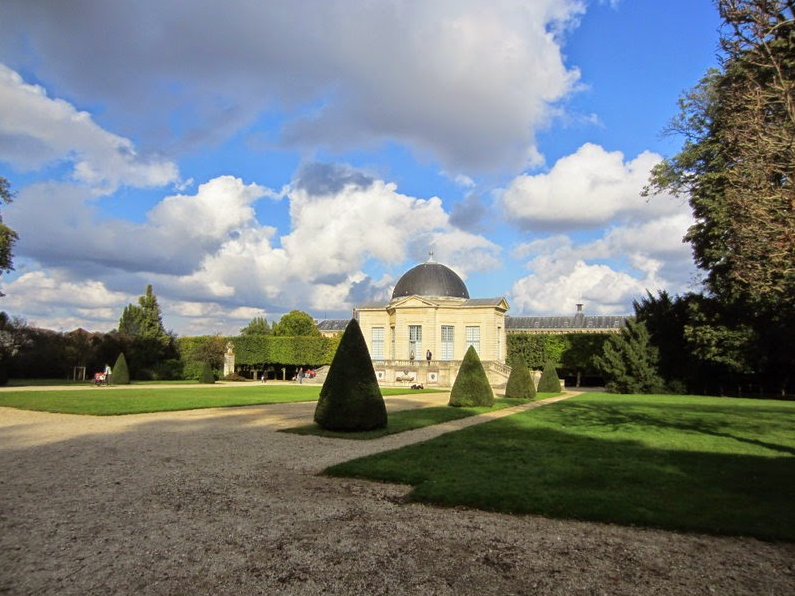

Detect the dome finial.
[{"left": 427, "top": 250, "right": 435, "bottom": 263}]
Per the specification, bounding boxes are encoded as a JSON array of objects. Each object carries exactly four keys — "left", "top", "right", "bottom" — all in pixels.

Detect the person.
[
  {"left": 298, "top": 367, "right": 305, "bottom": 384},
  {"left": 104, "top": 363, "right": 112, "bottom": 385},
  {"left": 409, "top": 350, "right": 415, "bottom": 363},
  {"left": 426, "top": 349, "right": 432, "bottom": 364}
]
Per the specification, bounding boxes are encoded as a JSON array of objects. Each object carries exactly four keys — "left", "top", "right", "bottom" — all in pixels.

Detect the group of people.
[
  {"left": 294, "top": 367, "right": 316, "bottom": 383},
  {"left": 409, "top": 350, "right": 433, "bottom": 363}
]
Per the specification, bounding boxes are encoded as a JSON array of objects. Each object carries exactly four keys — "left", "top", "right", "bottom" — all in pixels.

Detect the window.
[
  {"left": 408, "top": 325, "right": 422, "bottom": 360},
  {"left": 371, "top": 327, "right": 384, "bottom": 360},
  {"left": 440, "top": 325, "right": 454, "bottom": 360},
  {"left": 465, "top": 326, "right": 480, "bottom": 354}
]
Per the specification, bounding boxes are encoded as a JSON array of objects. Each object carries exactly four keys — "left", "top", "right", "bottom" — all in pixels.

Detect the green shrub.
[
  {"left": 198, "top": 361, "right": 215, "bottom": 384},
  {"left": 314, "top": 318, "right": 387, "bottom": 431},
  {"left": 504, "top": 356, "right": 536, "bottom": 399},
  {"left": 113, "top": 353, "right": 130, "bottom": 385},
  {"left": 222, "top": 372, "right": 248, "bottom": 382},
  {"left": 449, "top": 345, "right": 494, "bottom": 407},
  {"left": 537, "top": 360, "right": 561, "bottom": 392}
]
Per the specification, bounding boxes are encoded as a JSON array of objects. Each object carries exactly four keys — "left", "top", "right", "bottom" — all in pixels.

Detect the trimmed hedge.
[
  {"left": 314, "top": 319, "right": 387, "bottom": 431},
  {"left": 504, "top": 356, "right": 536, "bottom": 400},
  {"left": 537, "top": 360, "right": 562, "bottom": 392},
  {"left": 113, "top": 353, "right": 130, "bottom": 385},
  {"left": 449, "top": 345, "right": 494, "bottom": 407}
]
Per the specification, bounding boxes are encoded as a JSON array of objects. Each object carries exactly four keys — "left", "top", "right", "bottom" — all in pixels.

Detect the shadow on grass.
[{"left": 326, "top": 397, "right": 795, "bottom": 541}]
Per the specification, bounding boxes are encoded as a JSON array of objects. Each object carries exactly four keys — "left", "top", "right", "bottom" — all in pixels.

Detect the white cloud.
[
  {"left": 0, "top": 64, "right": 178, "bottom": 193},
  {"left": 500, "top": 143, "right": 676, "bottom": 229},
  {"left": 0, "top": 1, "right": 586, "bottom": 174}
]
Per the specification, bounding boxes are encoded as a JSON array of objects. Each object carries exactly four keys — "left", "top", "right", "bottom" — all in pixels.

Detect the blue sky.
[{"left": 0, "top": 0, "right": 721, "bottom": 335}]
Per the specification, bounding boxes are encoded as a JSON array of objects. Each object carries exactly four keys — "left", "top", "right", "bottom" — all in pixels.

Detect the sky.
[{"left": 0, "top": 0, "right": 722, "bottom": 336}]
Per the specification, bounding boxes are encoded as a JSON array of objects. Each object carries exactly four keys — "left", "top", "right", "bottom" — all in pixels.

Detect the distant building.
[{"left": 315, "top": 256, "right": 631, "bottom": 387}]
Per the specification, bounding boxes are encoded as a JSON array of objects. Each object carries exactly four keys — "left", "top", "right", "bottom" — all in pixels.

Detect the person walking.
[{"left": 426, "top": 349, "right": 432, "bottom": 365}]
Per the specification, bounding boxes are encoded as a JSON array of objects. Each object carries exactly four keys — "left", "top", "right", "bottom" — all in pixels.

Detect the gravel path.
[{"left": 1, "top": 392, "right": 793, "bottom": 595}]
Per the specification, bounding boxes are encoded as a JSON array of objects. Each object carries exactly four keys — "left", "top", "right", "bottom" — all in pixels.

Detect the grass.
[
  {"left": 325, "top": 392, "right": 795, "bottom": 541},
  {"left": 283, "top": 397, "right": 531, "bottom": 439},
  {"left": 0, "top": 384, "right": 446, "bottom": 416}
]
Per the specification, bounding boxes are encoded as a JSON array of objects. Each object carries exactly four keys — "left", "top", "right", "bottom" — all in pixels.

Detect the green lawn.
[
  {"left": 283, "top": 397, "right": 530, "bottom": 439},
  {"left": 0, "top": 384, "right": 445, "bottom": 416},
  {"left": 325, "top": 393, "right": 795, "bottom": 541}
]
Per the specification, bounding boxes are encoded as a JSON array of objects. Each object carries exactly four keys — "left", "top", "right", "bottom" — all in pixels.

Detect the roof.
[
  {"left": 391, "top": 261, "right": 470, "bottom": 299},
  {"left": 506, "top": 313, "right": 631, "bottom": 332},
  {"left": 315, "top": 319, "right": 350, "bottom": 332}
]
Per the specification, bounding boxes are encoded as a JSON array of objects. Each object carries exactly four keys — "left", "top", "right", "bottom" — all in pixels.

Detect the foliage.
[
  {"left": 188, "top": 334, "right": 227, "bottom": 371},
  {"left": 504, "top": 356, "right": 536, "bottom": 400},
  {"left": 449, "top": 345, "right": 494, "bottom": 407},
  {"left": 314, "top": 318, "right": 387, "bottom": 431},
  {"left": 113, "top": 353, "right": 130, "bottom": 385},
  {"left": 536, "top": 360, "right": 562, "bottom": 393},
  {"left": 645, "top": 1, "right": 795, "bottom": 395},
  {"left": 594, "top": 320, "right": 664, "bottom": 394},
  {"left": 507, "top": 333, "right": 608, "bottom": 383},
  {"left": 0, "top": 312, "right": 28, "bottom": 385},
  {"left": 272, "top": 310, "right": 321, "bottom": 337},
  {"left": 0, "top": 177, "right": 18, "bottom": 293},
  {"left": 198, "top": 361, "right": 215, "bottom": 384},
  {"left": 230, "top": 334, "right": 338, "bottom": 366},
  {"left": 326, "top": 393, "right": 795, "bottom": 541},
  {"left": 240, "top": 316, "right": 272, "bottom": 335},
  {"left": 117, "top": 285, "right": 177, "bottom": 378}
]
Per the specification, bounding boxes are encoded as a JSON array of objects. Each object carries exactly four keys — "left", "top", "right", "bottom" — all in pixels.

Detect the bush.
[
  {"left": 314, "top": 318, "right": 387, "bottom": 431},
  {"left": 113, "top": 353, "right": 130, "bottom": 385},
  {"left": 198, "top": 361, "right": 215, "bottom": 384},
  {"left": 504, "top": 356, "right": 536, "bottom": 400},
  {"left": 449, "top": 345, "right": 494, "bottom": 407},
  {"left": 537, "top": 360, "right": 562, "bottom": 393},
  {"left": 222, "top": 372, "right": 248, "bottom": 382}
]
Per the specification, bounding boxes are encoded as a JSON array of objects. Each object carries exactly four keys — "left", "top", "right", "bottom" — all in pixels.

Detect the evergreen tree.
[
  {"left": 594, "top": 320, "right": 665, "bottom": 394},
  {"left": 504, "top": 356, "right": 536, "bottom": 400},
  {"left": 537, "top": 360, "right": 562, "bottom": 393},
  {"left": 113, "top": 352, "right": 130, "bottom": 385},
  {"left": 449, "top": 345, "right": 494, "bottom": 407},
  {"left": 240, "top": 316, "right": 272, "bottom": 335},
  {"left": 314, "top": 318, "right": 387, "bottom": 431},
  {"left": 198, "top": 361, "right": 215, "bottom": 384}
]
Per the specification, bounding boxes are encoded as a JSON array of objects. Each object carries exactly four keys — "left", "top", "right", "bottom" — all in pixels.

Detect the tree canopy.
[
  {"left": 644, "top": 0, "right": 795, "bottom": 395},
  {"left": 272, "top": 310, "right": 321, "bottom": 337},
  {"left": 0, "top": 177, "right": 19, "bottom": 293},
  {"left": 240, "top": 316, "right": 272, "bottom": 336}
]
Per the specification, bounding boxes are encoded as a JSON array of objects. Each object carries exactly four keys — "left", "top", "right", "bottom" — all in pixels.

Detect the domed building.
[{"left": 354, "top": 254, "right": 510, "bottom": 387}]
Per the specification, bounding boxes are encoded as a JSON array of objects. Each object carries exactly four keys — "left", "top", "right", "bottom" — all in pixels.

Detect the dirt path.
[{"left": 1, "top": 393, "right": 793, "bottom": 595}]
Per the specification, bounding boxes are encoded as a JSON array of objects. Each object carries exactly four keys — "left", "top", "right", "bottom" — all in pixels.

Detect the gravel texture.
[{"left": 1, "top": 390, "right": 793, "bottom": 595}]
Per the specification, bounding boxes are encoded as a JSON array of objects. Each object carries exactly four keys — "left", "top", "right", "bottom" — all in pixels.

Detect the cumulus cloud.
[
  {"left": 0, "top": 64, "right": 178, "bottom": 193},
  {"left": 500, "top": 143, "right": 676, "bottom": 230},
  {"left": 0, "top": 0, "right": 585, "bottom": 173}
]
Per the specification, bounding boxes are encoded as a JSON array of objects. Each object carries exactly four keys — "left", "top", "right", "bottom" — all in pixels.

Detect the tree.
[
  {"left": 113, "top": 353, "right": 130, "bottom": 385},
  {"left": 449, "top": 345, "right": 494, "bottom": 407},
  {"left": 240, "top": 316, "right": 272, "bottom": 336},
  {"left": 0, "top": 177, "right": 19, "bottom": 294},
  {"left": 314, "top": 318, "right": 387, "bottom": 431},
  {"left": 645, "top": 1, "right": 795, "bottom": 395},
  {"left": 198, "top": 361, "right": 215, "bottom": 384},
  {"left": 0, "top": 312, "right": 27, "bottom": 385},
  {"left": 118, "top": 285, "right": 176, "bottom": 378},
  {"left": 272, "top": 310, "right": 321, "bottom": 337},
  {"left": 594, "top": 320, "right": 665, "bottom": 394},
  {"left": 536, "top": 360, "right": 562, "bottom": 393},
  {"left": 504, "top": 356, "right": 536, "bottom": 400}
]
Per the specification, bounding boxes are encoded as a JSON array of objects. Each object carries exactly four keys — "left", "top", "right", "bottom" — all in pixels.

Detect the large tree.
[
  {"left": 646, "top": 0, "right": 795, "bottom": 395},
  {"left": 240, "top": 316, "right": 272, "bottom": 336},
  {"left": 117, "top": 284, "right": 176, "bottom": 377},
  {"left": 0, "top": 177, "right": 19, "bottom": 294},
  {"left": 272, "top": 310, "right": 321, "bottom": 337}
]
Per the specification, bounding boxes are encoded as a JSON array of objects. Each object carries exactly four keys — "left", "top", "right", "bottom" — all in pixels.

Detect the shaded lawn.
[
  {"left": 0, "top": 385, "right": 446, "bottom": 416},
  {"left": 283, "top": 398, "right": 529, "bottom": 439},
  {"left": 325, "top": 393, "right": 795, "bottom": 541}
]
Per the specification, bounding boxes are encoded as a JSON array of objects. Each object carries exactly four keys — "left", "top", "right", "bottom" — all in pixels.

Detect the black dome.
[{"left": 392, "top": 261, "right": 469, "bottom": 299}]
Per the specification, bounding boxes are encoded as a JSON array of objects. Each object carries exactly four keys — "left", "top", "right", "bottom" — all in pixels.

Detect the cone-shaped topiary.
[
  {"left": 113, "top": 352, "right": 130, "bottom": 385},
  {"left": 198, "top": 361, "right": 215, "bottom": 384},
  {"left": 504, "top": 356, "right": 536, "bottom": 400},
  {"left": 449, "top": 345, "right": 494, "bottom": 407},
  {"left": 537, "top": 360, "right": 562, "bottom": 393},
  {"left": 314, "top": 318, "right": 387, "bottom": 431}
]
